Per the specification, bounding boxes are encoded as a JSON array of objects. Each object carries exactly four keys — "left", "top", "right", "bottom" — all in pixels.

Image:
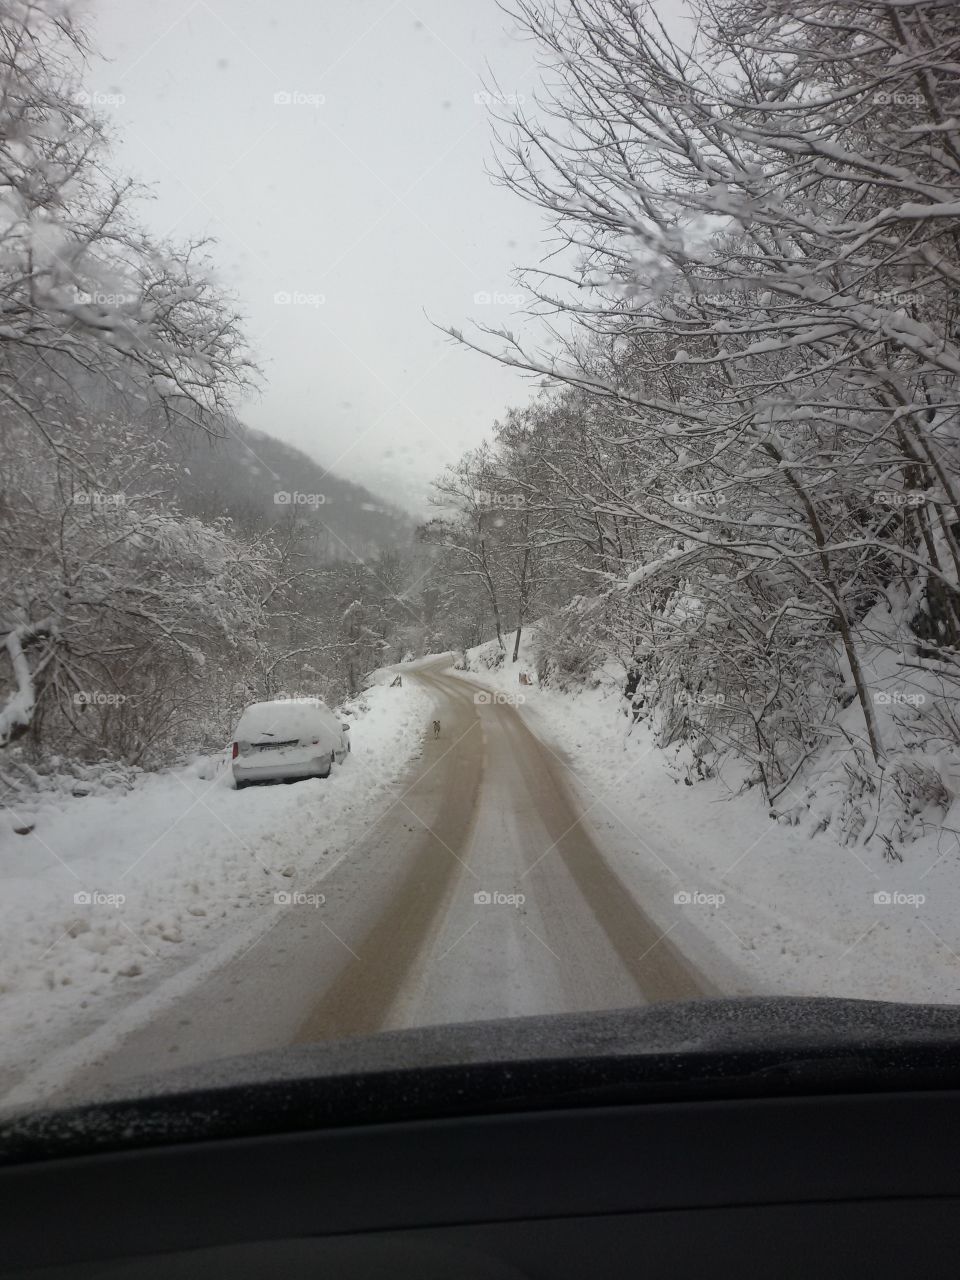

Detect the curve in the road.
[{"left": 296, "top": 661, "right": 710, "bottom": 1043}]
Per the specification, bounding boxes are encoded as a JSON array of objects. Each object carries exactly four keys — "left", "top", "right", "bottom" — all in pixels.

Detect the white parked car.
[{"left": 231, "top": 698, "right": 350, "bottom": 789}]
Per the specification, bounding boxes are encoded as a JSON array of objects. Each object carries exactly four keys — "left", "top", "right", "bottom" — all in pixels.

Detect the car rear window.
[{"left": 236, "top": 702, "right": 329, "bottom": 742}]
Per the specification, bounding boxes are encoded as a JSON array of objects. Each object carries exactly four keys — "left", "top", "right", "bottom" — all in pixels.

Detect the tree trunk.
[
  {"left": 769, "top": 446, "right": 886, "bottom": 764},
  {"left": 512, "top": 542, "right": 531, "bottom": 663}
]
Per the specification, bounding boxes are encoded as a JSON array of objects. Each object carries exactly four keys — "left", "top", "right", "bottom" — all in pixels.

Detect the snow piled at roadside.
[
  {"left": 457, "top": 634, "right": 960, "bottom": 1005},
  {"left": 0, "top": 677, "right": 432, "bottom": 1092}
]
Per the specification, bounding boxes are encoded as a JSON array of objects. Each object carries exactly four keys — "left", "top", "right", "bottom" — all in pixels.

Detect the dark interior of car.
[{"left": 4, "top": 997, "right": 960, "bottom": 1279}]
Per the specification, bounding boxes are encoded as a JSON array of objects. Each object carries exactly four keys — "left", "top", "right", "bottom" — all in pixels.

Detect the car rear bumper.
[{"left": 232, "top": 753, "right": 331, "bottom": 784}]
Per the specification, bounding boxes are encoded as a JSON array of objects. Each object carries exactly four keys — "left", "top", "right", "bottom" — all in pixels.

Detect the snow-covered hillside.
[
  {"left": 456, "top": 630, "right": 960, "bottom": 1005},
  {"left": 0, "top": 677, "right": 432, "bottom": 1094}
]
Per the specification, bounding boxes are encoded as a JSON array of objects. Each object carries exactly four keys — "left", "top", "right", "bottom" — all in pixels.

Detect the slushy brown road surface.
[{"left": 46, "top": 658, "right": 710, "bottom": 1103}]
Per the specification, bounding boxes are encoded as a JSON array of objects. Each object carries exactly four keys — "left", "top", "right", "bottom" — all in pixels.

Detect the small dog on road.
[{"left": 432, "top": 719, "right": 441, "bottom": 739}]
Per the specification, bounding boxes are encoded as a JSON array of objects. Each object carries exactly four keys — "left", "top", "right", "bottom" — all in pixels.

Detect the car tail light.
[
  {"left": 311, "top": 737, "right": 320, "bottom": 745},
  {"left": 232, "top": 742, "right": 239, "bottom": 759}
]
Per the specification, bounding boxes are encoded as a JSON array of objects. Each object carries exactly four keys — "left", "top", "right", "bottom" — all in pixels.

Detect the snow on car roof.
[{"left": 235, "top": 699, "right": 333, "bottom": 739}]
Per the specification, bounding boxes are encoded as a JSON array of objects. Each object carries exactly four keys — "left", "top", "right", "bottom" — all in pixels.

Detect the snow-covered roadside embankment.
[
  {"left": 453, "top": 636, "right": 960, "bottom": 1006},
  {"left": 0, "top": 677, "right": 432, "bottom": 1092}
]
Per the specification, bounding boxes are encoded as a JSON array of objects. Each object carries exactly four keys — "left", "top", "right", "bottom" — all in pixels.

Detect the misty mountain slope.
[{"left": 173, "top": 423, "right": 416, "bottom": 558}]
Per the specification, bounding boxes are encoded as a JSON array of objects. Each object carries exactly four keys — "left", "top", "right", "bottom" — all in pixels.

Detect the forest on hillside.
[
  {"left": 0, "top": 2, "right": 443, "bottom": 788},
  {"left": 3, "top": 0, "right": 959, "bottom": 854},
  {"left": 424, "top": 0, "right": 960, "bottom": 846}
]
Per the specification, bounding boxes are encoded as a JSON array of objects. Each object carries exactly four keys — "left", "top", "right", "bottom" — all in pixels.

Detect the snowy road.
[
  {"left": 369, "top": 662, "right": 710, "bottom": 1033},
  {"left": 39, "top": 659, "right": 709, "bottom": 1105}
]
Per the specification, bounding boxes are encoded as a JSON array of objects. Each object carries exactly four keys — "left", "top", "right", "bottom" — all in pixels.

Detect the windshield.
[{"left": 1, "top": 0, "right": 959, "bottom": 1115}]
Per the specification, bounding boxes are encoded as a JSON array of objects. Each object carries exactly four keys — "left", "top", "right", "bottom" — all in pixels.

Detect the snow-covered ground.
[
  {"left": 4, "top": 633, "right": 958, "bottom": 1108},
  {"left": 0, "top": 676, "right": 432, "bottom": 1094},
  {"left": 456, "top": 634, "right": 960, "bottom": 1005}
]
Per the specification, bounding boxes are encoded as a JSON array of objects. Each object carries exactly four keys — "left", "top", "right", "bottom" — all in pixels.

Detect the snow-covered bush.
[{"left": 532, "top": 610, "right": 601, "bottom": 692}]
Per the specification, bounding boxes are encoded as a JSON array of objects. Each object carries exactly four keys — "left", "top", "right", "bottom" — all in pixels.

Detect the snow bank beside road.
[
  {"left": 456, "top": 635, "right": 960, "bottom": 1006},
  {"left": 0, "top": 677, "right": 432, "bottom": 1098}
]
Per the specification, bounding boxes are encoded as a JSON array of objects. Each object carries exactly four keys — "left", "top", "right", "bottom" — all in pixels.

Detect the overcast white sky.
[{"left": 83, "top": 0, "right": 558, "bottom": 512}]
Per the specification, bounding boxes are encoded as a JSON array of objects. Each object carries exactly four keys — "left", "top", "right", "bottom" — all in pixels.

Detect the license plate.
[{"left": 255, "top": 739, "right": 298, "bottom": 752}]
